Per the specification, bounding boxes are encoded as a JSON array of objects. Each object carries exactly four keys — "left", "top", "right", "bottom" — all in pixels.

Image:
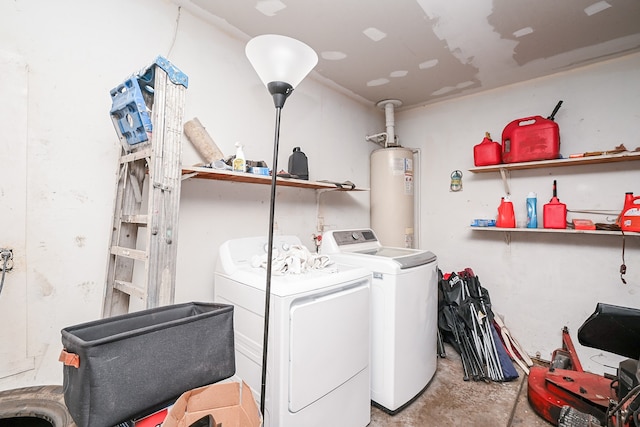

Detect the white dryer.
[
  {"left": 322, "top": 228, "right": 438, "bottom": 414},
  {"left": 214, "top": 235, "right": 371, "bottom": 427}
]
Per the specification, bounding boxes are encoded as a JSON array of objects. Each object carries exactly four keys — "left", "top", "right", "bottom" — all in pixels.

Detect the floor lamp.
[{"left": 245, "top": 34, "right": 318, "bottom": 414}]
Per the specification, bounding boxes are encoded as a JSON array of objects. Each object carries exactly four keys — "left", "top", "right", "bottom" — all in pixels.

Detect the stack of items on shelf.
[{"left": 183, "top": 117, "right": 309, "bottom": 179}]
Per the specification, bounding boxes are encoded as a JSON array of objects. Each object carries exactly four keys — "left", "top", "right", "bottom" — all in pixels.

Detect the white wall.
[
  {"left": 1, "top": 0, "right": 637, "bottom": 391},
  {"left": 399, "top": 53, "right": 640, "bottom": 375},
  {"left": 0, "top": 0, "right": 378, "bottom": 389}
]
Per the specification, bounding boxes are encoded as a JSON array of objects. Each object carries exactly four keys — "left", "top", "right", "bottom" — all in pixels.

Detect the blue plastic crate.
[
  {"left": 109, "top": 77, "right": 152, "bottom": 147},
  {"left": 109, "top": 56, "right": 188, "bottom": 149}
]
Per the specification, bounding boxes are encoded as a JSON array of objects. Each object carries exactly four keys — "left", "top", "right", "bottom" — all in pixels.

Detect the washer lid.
[
  {"left": 322, "top": 229, "right": 436, "bottom": 269},
  {"left": 354, "top": 247, "right": 436, "bottom": 269}
]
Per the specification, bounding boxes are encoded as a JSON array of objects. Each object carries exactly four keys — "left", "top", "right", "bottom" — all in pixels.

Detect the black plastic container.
[
  {"left": 60, "top": 302, "right": 235, "bottom": 427},
  {"left": 288, "top": 147, "right": 309, "bottom": 180}
]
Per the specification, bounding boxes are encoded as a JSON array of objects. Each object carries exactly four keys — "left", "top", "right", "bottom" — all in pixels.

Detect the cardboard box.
[{"left": 162, "top": 381, "right": 262, "bottom": 427}]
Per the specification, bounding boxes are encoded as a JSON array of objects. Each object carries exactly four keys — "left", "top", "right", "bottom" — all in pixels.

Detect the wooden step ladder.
[{"left": 102, "top": 57, "right": 188, "bottom": 317}]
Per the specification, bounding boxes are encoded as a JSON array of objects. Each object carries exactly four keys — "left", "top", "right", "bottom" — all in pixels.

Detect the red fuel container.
[
  {"left": 543, "top": 197, "right": 567, "bottom": 229},
  {"left": 543, "top": 180, "right": 566, "bottom": 229},
  {"left": 473, "top": 132, "right": 502, "bottom": 166},
  {"left": 501, "top": 116, "right": 560, "bottom": 163}
]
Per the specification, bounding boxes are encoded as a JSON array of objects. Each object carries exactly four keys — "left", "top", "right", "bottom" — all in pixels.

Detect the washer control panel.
[{"left": 331, "top": 229, "right": 378, "bottom": 246}]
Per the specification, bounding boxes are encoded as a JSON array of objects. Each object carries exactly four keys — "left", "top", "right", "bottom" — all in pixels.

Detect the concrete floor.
[{"left": 369, "top": 344, "right": 553, "bottom": 426}]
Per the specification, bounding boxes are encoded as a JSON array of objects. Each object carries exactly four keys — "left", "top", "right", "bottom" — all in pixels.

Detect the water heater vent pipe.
[{"left": 365, "top": 99, "right": 402, "bottom": 147}]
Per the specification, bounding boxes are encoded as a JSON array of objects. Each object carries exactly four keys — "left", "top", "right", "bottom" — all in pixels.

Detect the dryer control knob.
[{"left": 351, "top": 232, "right": 360, "bottom": 240}]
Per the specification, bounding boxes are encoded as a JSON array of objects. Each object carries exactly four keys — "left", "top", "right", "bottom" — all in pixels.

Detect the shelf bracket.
[
  {"left": 503, "top": 231, "right": 511, "bottom": 245},
  {"left": 181, "top": 172, "right": 198, "bottom": 181},
  {"left": 499, "top": 168, "right": 511, "bottom": 196}
]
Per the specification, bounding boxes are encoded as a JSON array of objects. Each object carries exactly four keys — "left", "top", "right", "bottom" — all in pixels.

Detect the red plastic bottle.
[
  {"left": 618, "top": 192, "right": 640, "bottom": 232},
  {"left": 496, "top": 197, "right": 515, "bottom": 228}
]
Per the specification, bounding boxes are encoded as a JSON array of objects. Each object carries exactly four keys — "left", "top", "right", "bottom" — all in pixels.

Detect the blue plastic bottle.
[{"left": 526, "top": 192, "right": 538, "bottom": 228}]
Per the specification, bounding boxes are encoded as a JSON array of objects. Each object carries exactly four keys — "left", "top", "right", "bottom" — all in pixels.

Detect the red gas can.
[
  {"left": 543, "top": 180, "right": 567, "bottom": 229},
  {"left": 501, "top": 101, "right": 563, "bottom": 164},
  {"left": 474, "top": 132, "right": 502, "bottom": 166},
  {"left": 502, "top": 116, "right": 560, "bottom": 163}
]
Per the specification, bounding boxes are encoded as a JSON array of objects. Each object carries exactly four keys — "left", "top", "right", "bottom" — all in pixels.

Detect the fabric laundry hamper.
[{"left": 60, "top": 302, "right": 235, "bottom": 427}]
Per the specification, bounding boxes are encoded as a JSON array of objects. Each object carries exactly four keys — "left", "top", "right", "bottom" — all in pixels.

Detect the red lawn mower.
[{"left": 528, "top": 303, "right": 640, "bottom": 426}]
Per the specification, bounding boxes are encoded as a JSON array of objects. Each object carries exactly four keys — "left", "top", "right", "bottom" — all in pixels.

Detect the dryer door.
[{"left": 288, "top": 279, "right": 370, "bottom": 413}]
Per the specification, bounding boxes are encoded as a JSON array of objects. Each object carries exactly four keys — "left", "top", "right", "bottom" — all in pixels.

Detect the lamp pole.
[
  {"left": 245, "top": 34, "right": 317, "bottom": 416},
  {"left": 260, "top": 81, "right": 292, "bottom": 413}
]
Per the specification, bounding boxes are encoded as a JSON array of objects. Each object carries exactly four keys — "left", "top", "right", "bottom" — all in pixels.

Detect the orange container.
[{"left": 618, "top": 192, "right": 640, "bottom": 232}]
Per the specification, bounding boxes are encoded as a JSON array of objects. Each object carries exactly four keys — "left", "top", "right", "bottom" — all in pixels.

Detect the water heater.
[{"left": 370, "top": 147, "right": 415, "bottom": 248}]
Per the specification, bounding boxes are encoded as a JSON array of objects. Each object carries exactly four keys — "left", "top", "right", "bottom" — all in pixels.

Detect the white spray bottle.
[{"left": 233, "top": 142, "right": 246, "bottom": 172}]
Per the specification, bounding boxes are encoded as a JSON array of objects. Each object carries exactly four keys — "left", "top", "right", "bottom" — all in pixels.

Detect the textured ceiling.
[{"left": 177, "top": 0, "right": 640, "bottom": 110}]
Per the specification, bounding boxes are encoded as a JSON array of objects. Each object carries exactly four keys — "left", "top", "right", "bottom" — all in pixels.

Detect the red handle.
[{"left": 515, "top": 116, "right": 544, "bottom": 126}]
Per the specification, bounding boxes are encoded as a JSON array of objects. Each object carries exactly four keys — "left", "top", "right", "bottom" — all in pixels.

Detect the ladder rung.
[
  {"left": 121, "top": 214, "right": 148, "bottom": 225},
  {"left": 120, "top": 147, "right": 152, "bottom": 164},
  {"left": 113, "top": 280, "right": 146, "bottom": 300},
  {"left": 111, "top": 245, "right": 148, "bottom": 261}
]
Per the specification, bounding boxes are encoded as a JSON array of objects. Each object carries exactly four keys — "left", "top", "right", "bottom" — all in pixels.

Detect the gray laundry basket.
[{"left": 60, "top": 302, "right": 235, "bottom": 427}]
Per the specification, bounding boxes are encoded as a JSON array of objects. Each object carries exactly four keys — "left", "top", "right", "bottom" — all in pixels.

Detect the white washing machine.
[
  {"left": 322, "top": 228, "right": 438, "bottom": 414},
  {"left": 214, "top": 235, "right": 371, "bottom": 427}
]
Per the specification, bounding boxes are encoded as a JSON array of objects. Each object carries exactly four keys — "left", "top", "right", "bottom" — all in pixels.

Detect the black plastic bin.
[{"left": 60, "top": 302, "right": 235, "bottom": 427}]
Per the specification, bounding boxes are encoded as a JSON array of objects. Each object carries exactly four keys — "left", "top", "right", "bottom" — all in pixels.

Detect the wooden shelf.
[
  {"left": 181, "top": 166, "right": 368, "bottom": 191},
  {"left": 470, "top": 226, "right": 639, "bottom": 237},
  {"left": 469, "top": 151, "right": 640, "bottom": 173}
]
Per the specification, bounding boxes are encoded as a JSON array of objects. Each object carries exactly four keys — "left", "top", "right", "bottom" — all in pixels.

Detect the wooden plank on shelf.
[
  {"left": 469, "top": 151, "right": 640, "bottom": 173},
  {"left": 181, "top": 166, "right": 368, "bottom": 191}
]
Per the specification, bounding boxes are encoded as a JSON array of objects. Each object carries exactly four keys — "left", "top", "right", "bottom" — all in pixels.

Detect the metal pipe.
[{"left": 374, "top": 99, "right": 402, "bottom": 147}]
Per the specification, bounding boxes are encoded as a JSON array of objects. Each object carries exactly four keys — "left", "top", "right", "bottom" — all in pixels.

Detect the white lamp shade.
[{"left": 246, "top": 34, "right": 318, "bottom": 89}]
